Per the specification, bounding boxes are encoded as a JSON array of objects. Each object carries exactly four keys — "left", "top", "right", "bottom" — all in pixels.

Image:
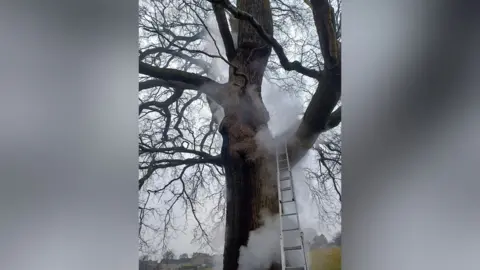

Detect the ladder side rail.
[
  {"left": 284, "top": 142, "right": 309, "bottom": 270},
  {"left": 276, "top": 144, "right": 287, "bottom": 270}
]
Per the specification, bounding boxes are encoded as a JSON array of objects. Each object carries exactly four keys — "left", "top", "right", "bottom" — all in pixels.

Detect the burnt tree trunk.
[
  {"left": 220, "top": 1, "right": 281, "bottom": 270},
  {"left": 220, "top": 92, "right": 281, "bottom": 270}
]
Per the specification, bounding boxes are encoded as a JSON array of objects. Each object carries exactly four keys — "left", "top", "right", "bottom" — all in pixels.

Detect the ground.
[{"left": 309, "top": 247, "right": 341, "bottom": 270}]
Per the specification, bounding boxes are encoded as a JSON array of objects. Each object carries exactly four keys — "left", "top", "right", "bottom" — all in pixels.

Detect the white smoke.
[
  {"left": 238, "top": 213, "right": 282, "bottom": 270},
  {"left": 262, "top": 86, "right": 303, "bottom": 138},
  {"left": 213, "top": 252, "right": 224, "bottom": 270},
  {"left": 203, "top": 15, "right": 228, "bottom": 124}
]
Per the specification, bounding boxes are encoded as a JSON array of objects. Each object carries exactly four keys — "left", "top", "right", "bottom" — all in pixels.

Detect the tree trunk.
[
  {"left": 220, "top": 45, "right": 279, "bottom": 270},
  {"left": 220, "top": 1, "right": 280, "bottom": 270},
  {"left": 220, "top": 94, "right": 281, "bottom": 270}
]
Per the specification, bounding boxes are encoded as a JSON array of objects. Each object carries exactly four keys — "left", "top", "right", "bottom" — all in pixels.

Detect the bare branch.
[
  {"left": 139, "top": 61, "right": 227, "bottom": 104},
  {"left": 287, "top": 69, "right": 341, "bottom": 165},
  {"left": 212, "top": 4, "right": 237, "bottom": 61},
  {"left": 139, "top": 156, "right": 223, "bottom": 190},
  {"left": 210, "top": 0, "right": 322, "bottom": 79},
  {"left": 139, "top": 89, "right": 183, "bottom": 114},
  {"left": 139, "top": 145, "right": 219, "bottom": 160},
  {"left": 140, "top": 47, "right": 211, "bottom": 70}
]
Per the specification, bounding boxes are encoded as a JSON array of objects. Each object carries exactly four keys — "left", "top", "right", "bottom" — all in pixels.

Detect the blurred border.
[
  {"left": 343, "top": 1, "right": 480, "bottom": 270},
  {"left": 0, "top": 0, "right": 139, "bottom": 269}
]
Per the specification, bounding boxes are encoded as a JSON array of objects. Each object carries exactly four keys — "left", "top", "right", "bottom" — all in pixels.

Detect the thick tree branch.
[
  {"left": 310, "top": 0, "right": 340, "bottom": 69},
  {"left": 276, "top": 0, "right": 341, "bottom": 165},
  {"left": 303, "top": 0, "right": 313, "bottom": 9},
  {"left": 139, "top": 61, "right": 227, "bottom": 104},
  {"left": 140, "top": 62, "right": 213, "bottom": 88},
  {"left": 286, "top": 68, "right": 341, "bottom": 165},
  {"left": 323, "top": 105, "right": 341, "bottom": 131},
  {"left": 139, "top": 78, "right": 198, "bottom": 92},
  {"left": 212, "top": 4, "right": 237, "bottom": 61},
  {"left": 210, "top": 0, "right": 321, "bottom": 79}
]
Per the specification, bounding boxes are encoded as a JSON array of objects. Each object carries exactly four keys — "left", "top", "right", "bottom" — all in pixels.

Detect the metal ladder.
[{"left": 275, "top": 142, "right": 309, "bottom": 270}]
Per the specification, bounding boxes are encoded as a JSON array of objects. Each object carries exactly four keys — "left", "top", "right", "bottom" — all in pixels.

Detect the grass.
[
  {"left": 200, "top": 248, "right": 341, "bottom": 270},
  {"left": 309, "top": 247, "right": 341, "bottom": 270}
]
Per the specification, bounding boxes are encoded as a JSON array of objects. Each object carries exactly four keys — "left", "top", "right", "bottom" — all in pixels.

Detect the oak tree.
[{"left": 138, "top": 0, "right": 341, "bottom": 269}]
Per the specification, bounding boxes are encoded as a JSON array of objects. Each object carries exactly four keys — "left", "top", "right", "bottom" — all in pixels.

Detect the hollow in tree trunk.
[{"left": 219, "top": 1, "right": 283, "bottom": 269}]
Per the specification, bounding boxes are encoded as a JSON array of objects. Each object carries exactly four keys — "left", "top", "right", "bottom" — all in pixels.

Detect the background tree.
[
  {"left": 193, "top": 252, "right": 210, "bottom": 258},
  {"left": 163, "top": 250, "right": 176, "bottom": 260},
  {"left": 305, "top": 130, "right": 341, "bottom": 230},
  {"left": 331, "top": 231, "right": 341, "bottom": 246},
  {"left": 138, "top": 0, "right": 342, "bottom": 269},
  {"left": 180, "top": 253, "right": 190, "bottom": 259}
]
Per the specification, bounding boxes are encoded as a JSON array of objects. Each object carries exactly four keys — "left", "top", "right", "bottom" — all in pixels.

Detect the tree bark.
[
  {"left": 220, "top": 1, "right": 281, "bottom": 270},
  {"left": 220, "top": 115, "right": 280, "bottom": 270},
  {"left": 220, "top": 51, "right": 279, "bottom": 270}
]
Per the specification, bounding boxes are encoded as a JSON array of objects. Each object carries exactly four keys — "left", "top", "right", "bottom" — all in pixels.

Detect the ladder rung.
[
  {"left": 281, "top": 199, "right": 295, "bottom": 203},
  {"left": 279, "top": 167, "right": 289, "bottom": 171},
  {"left": 281, "top": 212, "right": 297, "bottom": 217},
  {"left": 282, "top": 227, "right": 300, "bottom": 232},
  {"left": 280, "top": 176, "right": 290, "bottom": 181},
  {"left": 286, "top": 267, "right": 304, "bottom": 270},
  {"left": 281, "top": 186, "right": 292, "bottom": 192},
  {"left": 284, "top": 245, "right": 302, "bottom": 251}
]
